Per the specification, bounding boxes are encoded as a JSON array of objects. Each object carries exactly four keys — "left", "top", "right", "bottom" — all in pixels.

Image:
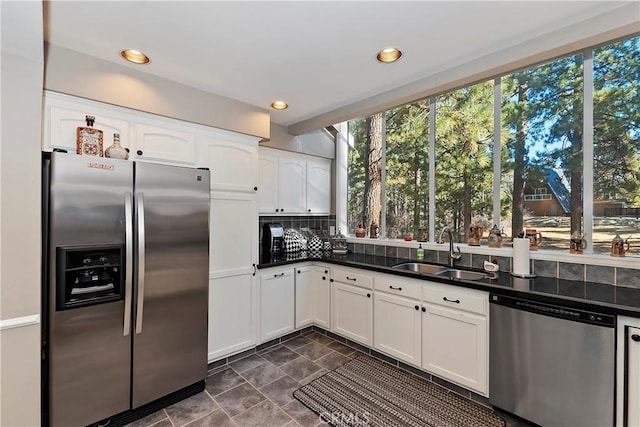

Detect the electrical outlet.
[{"left": 330, "top": 226, "right": 336, "bottom": 235}]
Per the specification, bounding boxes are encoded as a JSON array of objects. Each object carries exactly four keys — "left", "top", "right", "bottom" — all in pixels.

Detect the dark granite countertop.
[{"left": 258, "top": 251, "right": 640, "bottom": 318}]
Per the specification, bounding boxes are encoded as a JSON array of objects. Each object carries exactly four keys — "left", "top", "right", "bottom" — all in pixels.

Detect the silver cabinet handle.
[
  {"left": 135, "top": 192, "right": 146, "bottom": 334},
  {"left": 123, "top": 191, "right": 133, "bottom": 336}
]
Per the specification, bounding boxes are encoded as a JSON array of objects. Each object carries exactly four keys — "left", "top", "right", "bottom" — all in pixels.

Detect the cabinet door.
[
  {"left": 278, "top": 157, "right": 306, "bottom": 214},
  {"left": 258, "top": 154, "right": 279, "bottom": 214},
  {"left": 208, "top": 274, "right": 256, "bottom": 362},
  {"left": 628, "top": 326, "right": 640, "bottom": 426},
  {"left": 209, "top": 192, "right": 257, "bottom": 276},
  {"left": 260, "top": 270, "right": 294, "bottom": 341},
  {"left": 422, "top": 304, "right": 488, "bottom": 395},
  {"left": 314, "top": 267, "right": 331, "bottom": 329},
  {"left": 199, "top": 133, "right": 258, "bottom": 192},
  {"left": 45, "top": 104, "right": 131, "bottom": 154},
  {"left": 332, "top": 282, "right": 372, "bottom": 346},
  {"left": 208, "top": 192, "right": 257, "bottom": 360},
  {"left": 134, "top": 123, "right": 196, "bottom": 165},
  {"left": 374, "top": 292, "right": 421, "bottom": 366},
  {"left": 295, "top": 267, "right": 315, "bottom": 329},
  {"left": 306, "top": 158, "right": 331, "bottom": 214}
]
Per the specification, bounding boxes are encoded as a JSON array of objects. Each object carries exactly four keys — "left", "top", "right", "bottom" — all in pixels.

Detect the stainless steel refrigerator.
[{"left": 42, "top": 152, "right": 210, "bottom": 427}]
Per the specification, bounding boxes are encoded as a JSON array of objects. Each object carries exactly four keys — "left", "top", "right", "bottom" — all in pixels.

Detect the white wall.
[
  {"left": 44, "top": 43, "right": 271, "bottom": 139},
  {"left": 288, "top": 3, "right": 640, "bottom": 135},
  {"left": 0, "top": 1, "right": 44, "bottom": 425},
  {"left": 261, "top": 123, "right": 335, "bottom": 159}
]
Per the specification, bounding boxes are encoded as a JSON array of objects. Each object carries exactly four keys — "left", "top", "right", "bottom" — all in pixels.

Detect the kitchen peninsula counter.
[{"left": 258, "top": 251, "right": 640, "bottom": 318}]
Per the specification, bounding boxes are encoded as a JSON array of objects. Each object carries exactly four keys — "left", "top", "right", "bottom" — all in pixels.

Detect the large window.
[
  {"left": 386, "top": 102, "right": 430, "bottom": 238},
  {"left": 501, "top": 54, "right": 584, "bottom": 250},
  {"left": 592, "top": 36, "right": 640, "bottom": 254},
  {"left": 436, "top": 81, "right": 494, "bottom": 242},
  {"left": 346, "top": 34, "right": 639, "bottom": 258}
]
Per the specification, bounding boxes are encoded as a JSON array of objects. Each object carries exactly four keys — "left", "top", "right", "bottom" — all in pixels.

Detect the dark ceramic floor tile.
[
  {"left": 230, "top": 353, "right": 267, "bottom": 374},
  {"left": 183, "top": 409, "right": 235, "bottom": 427},
  {"left": 282, "top": 399, "right": 322, "bottom": 426},
  {"left": 304, "top": 332, "right": 334, "bottom": 345},
  {"left": 214, "top": 382, "right": 266, "bottom": 417},
  {"left": 282, "top": 335, "right": 312, "bottom": 350},
  {"left": 315, "top": 351, "right": 349, "bottom": 371},
  {"left": 261, "top": 345, "right": 301, "bottom": 366},
  {"left": 280, "top": 357, "right": 323, "bottom": 382},
  {"left": 165, "top": 392, "right": 219, "bottom": 427},
  {"left": 242, "top": 362, "right": 287, "bottom": 388},
  {"left": 205, "top": 366, "right": 246, "bottom": 396},
  {"left": 299, "top": 368, "right": 328, "bottom": 386},
  {"left": 231, "top": 399, "right": 292, "bottom": 427},
  {"left": 326, "top": 341, "right": 355, "bottom": 356},
  {"left": 146, "top": 420, "right": 173, "bottom": 427},
  {"left": 259, "top": 375, "right": 301, "bottom": 407},
  {"left": 295, "top": 341, "right": 333, "bottom": 361},
  {"left": 125, "top": 410, "right": 168, "bottom": 427}
]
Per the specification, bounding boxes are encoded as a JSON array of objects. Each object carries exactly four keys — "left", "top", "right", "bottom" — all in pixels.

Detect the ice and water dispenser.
[{"left": 56, "top": 244, "right": 124, "bottom": 310}]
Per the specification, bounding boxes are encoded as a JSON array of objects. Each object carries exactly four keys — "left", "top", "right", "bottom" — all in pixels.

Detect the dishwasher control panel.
[{"left": 490, "top": 294, "right": 615, "bottom": 327}]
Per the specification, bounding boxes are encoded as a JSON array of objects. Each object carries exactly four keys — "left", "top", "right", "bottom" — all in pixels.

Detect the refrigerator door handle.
[
  {"left": 135, "top": 192, "right": 146, "bottom": 334},
  {"left": 123, "top": 191, "right": 133, "bottom": 336}
]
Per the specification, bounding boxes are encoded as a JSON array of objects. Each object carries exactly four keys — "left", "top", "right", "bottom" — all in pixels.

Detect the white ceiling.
[{"left": 44, "top": 1, "right": 633, "bottom": 127}]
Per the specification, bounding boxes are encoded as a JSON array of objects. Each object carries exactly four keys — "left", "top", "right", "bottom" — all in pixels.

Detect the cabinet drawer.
[
  {"left": 374, "top": 273, "right": 421, "bottom": 300},
  {"left": 333, "top": 268, "right": 373, "bottom": 289},
  {"left": 422, "top": 282, "right": 487, "bottom": 315}
]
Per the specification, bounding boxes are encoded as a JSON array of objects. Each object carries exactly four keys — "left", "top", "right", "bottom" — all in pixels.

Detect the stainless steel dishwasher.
[{"left": 489, "top": 293, "right": 616, "bottom": 427}]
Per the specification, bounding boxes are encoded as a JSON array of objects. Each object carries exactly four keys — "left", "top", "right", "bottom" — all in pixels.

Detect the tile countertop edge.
[{"left": 257, "top": 254, "right": 640, "bottom": 318}]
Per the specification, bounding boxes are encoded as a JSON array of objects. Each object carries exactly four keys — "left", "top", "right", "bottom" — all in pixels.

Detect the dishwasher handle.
[{"left": 490, "top": 293, "right": 615, "bottom": 328}]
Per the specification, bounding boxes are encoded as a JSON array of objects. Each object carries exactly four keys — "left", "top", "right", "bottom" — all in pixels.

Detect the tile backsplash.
[
  {"left": 348, "top": 241, "right": 639, "bottom": 287},
  {"left": 259, "top": 215, "right": 336, "bottom": 241}
]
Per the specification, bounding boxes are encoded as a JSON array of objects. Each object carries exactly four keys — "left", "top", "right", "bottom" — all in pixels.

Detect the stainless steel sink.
[
  {"left": 392, "top": 262, "right": 449, "bottom": 275},
  {"left": 392, "top": 262, "right": 488, "bottom": 281},
  {"left": 438, "top": 269, "right": 488, "bottom": 281}
]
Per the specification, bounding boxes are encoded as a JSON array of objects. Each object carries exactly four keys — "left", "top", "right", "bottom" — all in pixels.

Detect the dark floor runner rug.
[{"left": 293, "top": 355, "right": 506, "bottom": 427}]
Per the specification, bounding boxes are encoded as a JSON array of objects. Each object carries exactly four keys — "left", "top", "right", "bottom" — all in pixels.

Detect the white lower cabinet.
[
  {"left": 627, "top": 326, "right": 640, "bottom": 427},
  {"left": 295, "top": 265, "right": 331, "bottom": 329},
  {"left": 314, "top": 266, "right": 331, "bottom": 329},
  {"left": 617, "top": 316, "right": 640, "bottom": 427},
  {"left": 295, "top": 266, "right": 315, "bottom": 329},
  {"left": 208, "top": 274, "right": 256, "bottom": 362},
  {"left": 260, "top": 268, "right": 295, "bottom": 342},
  {"left": 421, "top": 283, "right": 488, "bottom": 396},
  {"left": 373, "top": 292, "right": 421, "bottom": 366},
  {"left": 332, "top": 281, "right": 373, "bottom": 346}
]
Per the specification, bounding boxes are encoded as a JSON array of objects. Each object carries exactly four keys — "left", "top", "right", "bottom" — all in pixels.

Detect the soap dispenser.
[{"left": 416, "top": 244, "right": 425, "bottom": 261}]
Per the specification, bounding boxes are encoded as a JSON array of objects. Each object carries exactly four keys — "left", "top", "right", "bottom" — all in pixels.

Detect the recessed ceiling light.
[
  {"left": 271, "top": 101, "right": 288, "bottom": 110},
  {"left": 376, "top": 47, "right": 402, "bottom": 64},
  {"left": 120, "top": 49, "right": 150, "bottom": 64}
]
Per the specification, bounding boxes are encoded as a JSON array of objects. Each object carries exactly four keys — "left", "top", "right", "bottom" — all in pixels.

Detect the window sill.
[{"left": 347, "top": 237, "right": 640, "bottom": 268}]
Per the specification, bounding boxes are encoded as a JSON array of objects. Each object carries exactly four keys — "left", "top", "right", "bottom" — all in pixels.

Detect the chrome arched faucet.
[{"left": 438, "top": 226, "right": 462, "bottom": 267}]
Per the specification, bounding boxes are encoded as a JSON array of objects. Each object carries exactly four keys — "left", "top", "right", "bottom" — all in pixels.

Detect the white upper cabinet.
[
  {"left": 44, "top": 96, "right": 131, "bottom": 154},
  {"left": 258, "top": 152, "right": 280, "bottom": 214},
  {"left": 43, "top": 91, "right": 259, "bottom": 169},
  {"left": 278, "top": 157, "right": 306, "bottom": 214},
  {"left": 133, "top": 122, "right": 195, "bottom": 165},
  {"left": 198, "top": 131, "right": 259, "bottom": 192},
  {"left": 258, "top": 147, "right": 331, "bottom": 215},
  {"left": 306, "top": 158, "right": 331, "bottom": 214}
]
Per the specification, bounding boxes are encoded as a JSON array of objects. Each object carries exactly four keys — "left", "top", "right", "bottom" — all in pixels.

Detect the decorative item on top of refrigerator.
[
  {"left": 76, "top": 115, "right": 104, "bottom": 156},
  {"left": 105, "top": 133, "right": 129, "bottom": 160}
]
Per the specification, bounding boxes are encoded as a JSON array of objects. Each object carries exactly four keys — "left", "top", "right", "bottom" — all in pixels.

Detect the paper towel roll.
[{"left": 512, "top": 238, "right": 531, "bottom": 276}]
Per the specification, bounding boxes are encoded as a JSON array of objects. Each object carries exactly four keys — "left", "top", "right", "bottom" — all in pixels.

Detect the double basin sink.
[{"left": 392, "top": 262, "right": 489, "bottom": 281}]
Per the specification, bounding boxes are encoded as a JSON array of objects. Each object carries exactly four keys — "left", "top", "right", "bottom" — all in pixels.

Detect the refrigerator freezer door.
[
  {"left": 132, "top": 163, "right": 210, "bottom": 408},
  {"left": 48, "top": 153, "right": 133, "bottom": 427}
]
